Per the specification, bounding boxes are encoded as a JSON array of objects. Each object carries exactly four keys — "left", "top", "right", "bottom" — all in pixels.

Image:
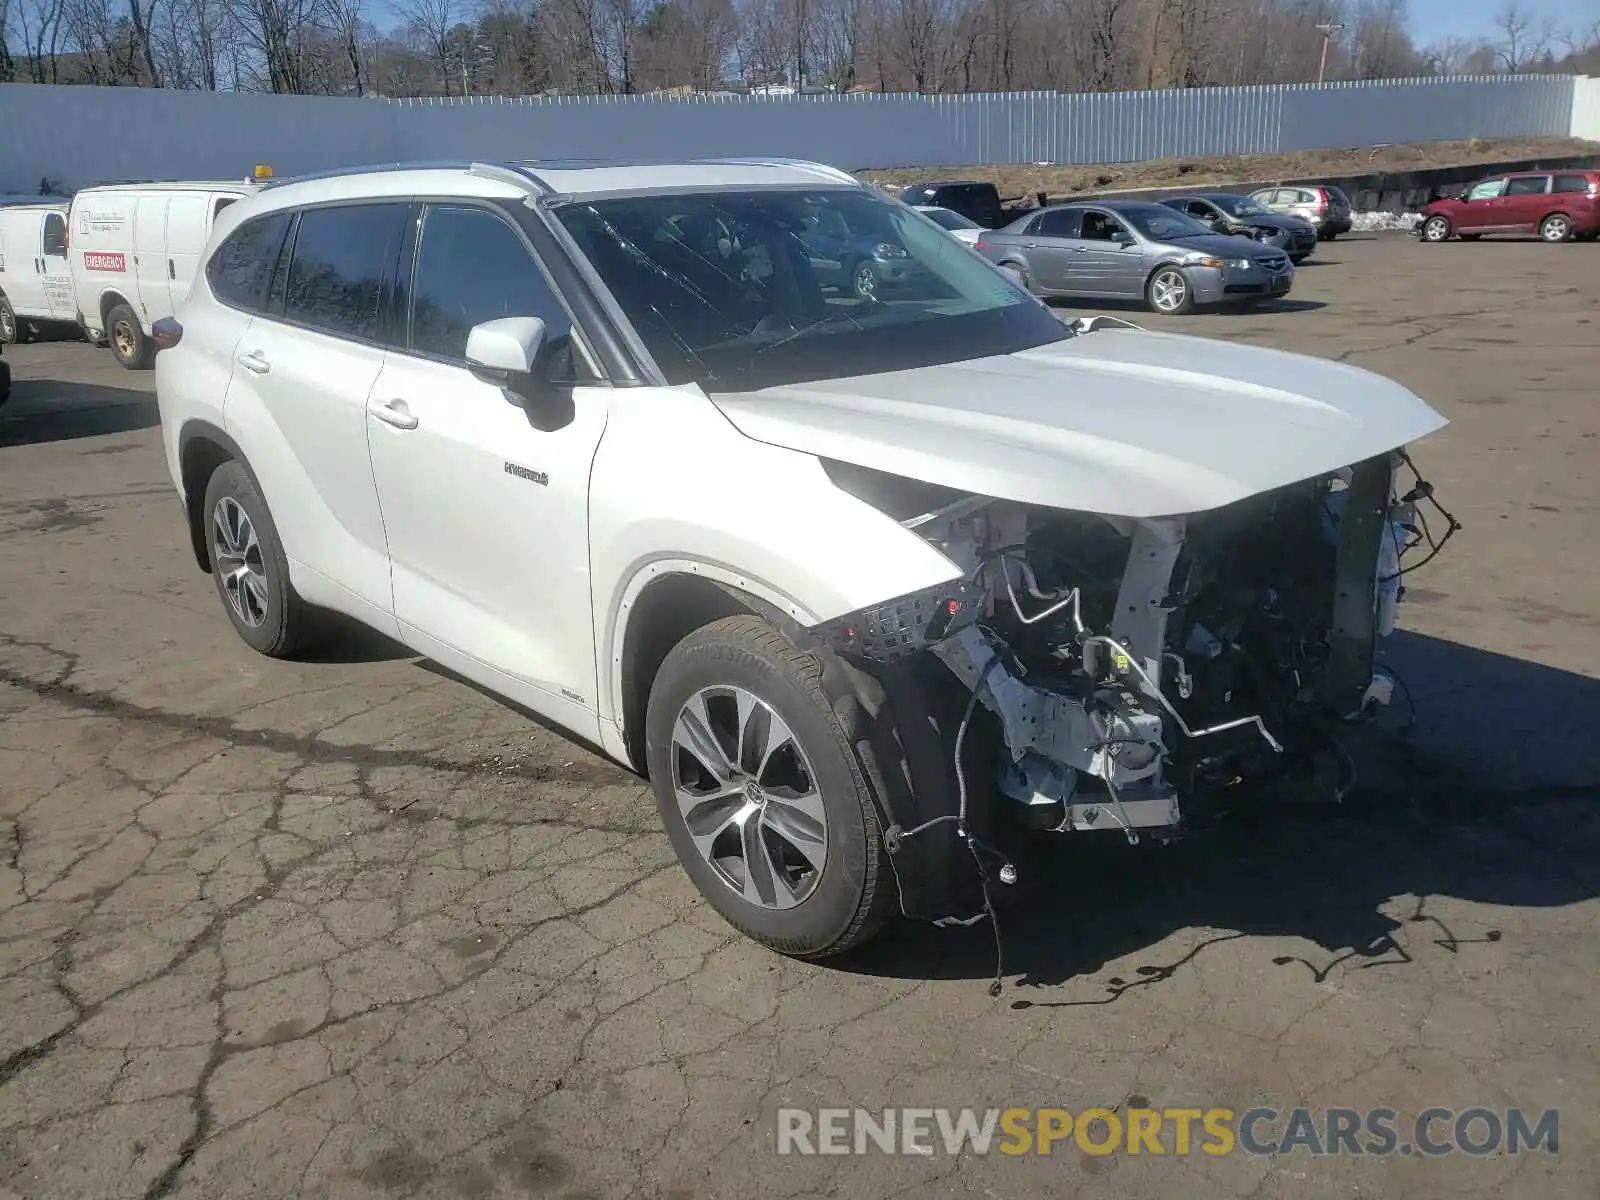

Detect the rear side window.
[
  {"left": 207, "top": 213, "right": 291, "bottom": 311},
  {"left": 406, "top": 204, "right": 571, "bottom": 362},
  {"left": 1035, "top": 208, "right": 1081, "bottom": 238},
  {"left": 42, "top": 213, "right": 67, "bottom": 255},
  {"left": 1553, "top": 174, "right": 1591, "bottom": 193},
  {"left": 1505, "top": 175, "right": 1549, "bottom": 196},
  {"left": 282, "top": 204, "right": 408, "bottom": 342}
]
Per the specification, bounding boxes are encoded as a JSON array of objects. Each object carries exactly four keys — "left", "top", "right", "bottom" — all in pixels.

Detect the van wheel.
[
  {"left": 202, "top": 461, "right": 308, "bottom": 658},
  {"left": 0, "top": 296, "right": 16, "bottom": 345},
  {"left": 644, "top": 615, "right": 895, "bottom": 958},
  {"left": 106, "top": 304, "right": 152, "bottom": 369}
]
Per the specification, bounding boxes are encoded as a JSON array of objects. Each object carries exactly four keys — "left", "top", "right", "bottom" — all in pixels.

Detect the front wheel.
[
  {"left": 1146, "top": 267, "right": 1195, "bottom": 315},
  {"left": 106, "top": 303, "right": 152, "bottom": 369},
  {"left": 0, "top": 296, "right": 17, "bottom": 345},
  {"left": 644, "top": 615, "right": 895, "bottom": 958},
  {"left": 1421, "top": 216, "right": 1452, "bottom": 243},
  {"left": 1540, "top": 214, "right": 1573, "bottom": 243}
]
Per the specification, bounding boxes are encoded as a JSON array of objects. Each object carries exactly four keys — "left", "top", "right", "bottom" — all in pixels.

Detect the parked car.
[
  {"left": 914, "top": 205, "right": 983, "bottom": 245},
  {"left": 1416, "top": 170, "right": 1600, "bottom": 244},
  {"left": 896, "top": 180, "right": 1006, "bottom": 228},
  {"left": 974, "top": 200, "right": 1294, "bottom": 314},
  {"left": 796, "top": 200, "right": 917, "bottom": 298},
  {"left": 1247, "top": 184, "right": 1352, "bottom": 240},
  {"left": 1158, "top": 193, "right": 1318, "bottom": 262},
  {"left": 0, "top": 200, "right": 74, "bottom": 344},
  {"left": 68, "top": 179, "right": 262, "bottom": 369},
  {"left": 155, "top": 158, "right": 1444, "bottom": 958}
]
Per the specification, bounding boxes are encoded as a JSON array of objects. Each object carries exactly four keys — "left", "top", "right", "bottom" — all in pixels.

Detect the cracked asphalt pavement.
[{"left": 1, "top": 236, "right": 1597, "bottom": 1199}]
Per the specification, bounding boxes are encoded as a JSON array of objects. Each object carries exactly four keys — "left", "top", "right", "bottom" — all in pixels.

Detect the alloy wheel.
[
  {"left": 852, "top": 264, "right": 878, "bottom": 299},
  {"left": 212, "top": 496, "right": 270, "bottom": 629},
  {"left": 1541, "top": 215, "right": 1571, "bottom": 243},
  {"left": 1151, "top": 270, "right": 1188, "bottom": 313},
  {"left": 670, "top": 685, "right": 828, "bottom": 910},
  {"left": 1423, "top": 217, "right": 1450, "bottom": 242}
]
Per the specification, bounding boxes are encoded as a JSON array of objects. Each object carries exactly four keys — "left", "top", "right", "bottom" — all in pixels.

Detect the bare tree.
[
  {"left": 394, "top": 0, "right": 461, "bottom": 92},
  {"left": 227, "top": 0, "right": 328, "bottom": 92},
  {"left": 1490, "top": 0, "right": 1546, "bottom": 72}
]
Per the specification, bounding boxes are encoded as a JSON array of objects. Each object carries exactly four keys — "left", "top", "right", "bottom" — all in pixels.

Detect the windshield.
[
  {"left": 1209, "top": 194, "right": 1270, "bottom": 218},
  {"left": 1118, "top": 204, "right": 1212, "bottom": 241},
  {"left": 921, "top": 207, "right": 980, "bottom": 231},
  {"left": 556, "top": 188, "right": 1067, "bottom": 390}
]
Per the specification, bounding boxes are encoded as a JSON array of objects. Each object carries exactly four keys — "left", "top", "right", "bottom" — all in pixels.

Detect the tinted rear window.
[
  {"left": 207, "top": 213, "right": 291, "bottom": 312},
  {"left": 1506, "top": 176, "right": 1549, "bottom": 196},
  {"left": 282, "top": 204, "right": 408, "bottom": 341},
  {"left": 1553, "top": 174, "right": 1592, "bottom": 193}
]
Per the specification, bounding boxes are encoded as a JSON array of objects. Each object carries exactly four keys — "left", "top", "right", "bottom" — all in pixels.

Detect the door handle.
[
  {"left": 236, "top": 351, "right": 270, "bottom": 375},
  {"left": 370, "top": 399, "right": 419, "bottom": 430},
  {"left": 167, "top": 259, "right": 176, "bottom": 280},
  {"left": 1023, "top": 241, "right": 1038, "bottom": 248},
  {"left": 1069, "top": 246, "right": 1088, "bottom": 252}
]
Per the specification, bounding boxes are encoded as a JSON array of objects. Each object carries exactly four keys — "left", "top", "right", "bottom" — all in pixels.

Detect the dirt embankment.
[{"left": 861, "top": 137, "right": 1600, "bottom": 201}]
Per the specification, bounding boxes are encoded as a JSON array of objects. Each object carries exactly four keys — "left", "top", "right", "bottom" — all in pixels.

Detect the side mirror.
[
  {"left": 1110, "top": 229, "right": 1133, "bottom": 245},
  {"left": 465, "top": 317, "right": 545, "bottom": 385}
]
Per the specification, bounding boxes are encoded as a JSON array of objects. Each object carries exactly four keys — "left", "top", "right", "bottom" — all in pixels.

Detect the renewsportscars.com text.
[{"left": 776, "top": 1106, "right": 1559, "bottom": 1158}]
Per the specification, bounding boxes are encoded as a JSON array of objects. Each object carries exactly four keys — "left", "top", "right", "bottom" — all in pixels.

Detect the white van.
[
  {"left": 69, "top": 181, "right": 261, "bottom": 368},
  {"left": 0, "top": 201, "right": 74, "bottom": 344}
]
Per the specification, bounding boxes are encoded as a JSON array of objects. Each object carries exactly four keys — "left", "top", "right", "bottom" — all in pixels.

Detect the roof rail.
[
  {"left": 259, "top": 160, "right": 479, "bottom": 189},
  {"left": 467, "top": 162, "right": 552, "bottom": 194},
  {"left": 697, "top": 157, "right": 860, "bottom": 185}
]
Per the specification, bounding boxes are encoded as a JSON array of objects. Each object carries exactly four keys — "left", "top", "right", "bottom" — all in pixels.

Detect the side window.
[
  {"left": 408, "top": 204, "right": 572, "bottom": 364},
  {"left": 1553, "top": 174, "right": 1590, "bottom": 194},
  {"left": 214, "top": 197, "right": 237, "bottom": 219},
  {"left": 1252, "top": 190, "right": 1279, "bottom": 206},
  {"left": 42, "top": 212, "right": 67, "bottom": 256},
  {"left": 1035, "top": 208, "right": 1081, "bottom": 238},
  {"left": 1466, "top": 179, "right": 1507, "bottom": 201},
  {"left": 206, "top": 212, "right": 291, "bottom": 312},
  {"left": 1505, "top": 175, "right": 1549, "bottom": 197},
  {"left": 282, "top": 203, "right": 408, "bottom": 341},
  {"left": 1185, "top": 201, "right": 1211, "bottom": 218},
  {"left": 1080, "top": 211, "right": 1121, "bottom": 240}
]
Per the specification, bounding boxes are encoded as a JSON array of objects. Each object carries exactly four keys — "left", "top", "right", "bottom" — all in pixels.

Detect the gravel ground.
[{"left": 0, "top": 233, "right": 1597, "bottom": 1200}]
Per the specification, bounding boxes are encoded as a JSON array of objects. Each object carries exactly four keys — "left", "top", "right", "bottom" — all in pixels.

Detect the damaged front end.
[{"left": 814, "top": 450, "right": 1457, "bottom": 926}]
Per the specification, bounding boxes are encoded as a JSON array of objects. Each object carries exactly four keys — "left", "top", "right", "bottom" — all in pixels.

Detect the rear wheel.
[
  {"left": 1146, "top": 267, "right": 1195, "bottom": 315},
  {"left": 202, "top": 461, "right": 308, "bottom": 658},
  {"left": 1421, "top": 216, "right": 1452, "bottom": 243},
  {"left": 644, "top": 615, "right": 895, "bottom": 958},
  {"left": 106, "top": 303, "right": 152, "bottom": 369},
  {"left": 1540, "top": 214, "right": 1573, "bottom": 243}
]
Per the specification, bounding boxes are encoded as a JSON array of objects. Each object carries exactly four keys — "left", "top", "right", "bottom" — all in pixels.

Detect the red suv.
[{"left": 1417, "top": 170, "right": 1600, "bottom": 243}]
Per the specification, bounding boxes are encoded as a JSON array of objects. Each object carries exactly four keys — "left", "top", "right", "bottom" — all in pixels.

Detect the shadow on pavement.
[
  {"left": 0, "top": 381, "right": 158, "bottom": 447},
  {"left": 837, "top": 630, "right": 1600, "bottom": 991}
]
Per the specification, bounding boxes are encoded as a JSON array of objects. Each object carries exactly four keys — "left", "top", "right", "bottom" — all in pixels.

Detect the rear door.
[
  {"left": 224, "top": 201, "right": 410, "bottom": 620},
  {"left": 1025, "top": 208, "right": 1080, "bottom": 290},
  {"left": 133, "top": 195, "right": 170, "bottom": 324},
  {"left": 1501, "top": 175, "right": 1550, "bottom": 233},
  {"left": 40, "top": 210, "right": 74, "bottom": 319},
  {"left": 0, "top": 212, "right": 48, "bottom": 317},
  {"left": 1455, "top": 178, "right": 1508, "bottom": 232},
  {"left": 1552, "top": 173, "right": 1599, "bottom": 228}
]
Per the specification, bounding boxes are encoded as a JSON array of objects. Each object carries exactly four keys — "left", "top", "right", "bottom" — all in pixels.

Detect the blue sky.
[{"left": 1412, "top": 0, "right": 1594, "bottom": 44}]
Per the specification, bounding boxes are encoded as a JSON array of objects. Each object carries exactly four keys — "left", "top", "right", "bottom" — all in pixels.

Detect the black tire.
[
  {"left": 1421, "top": 216, "right": 1452, "bottom": 243},
  {"left": 201, "top": 461, "right": 308, "bottom": 658},
  {"left": 0, "top": 357, "right": 10, "bottom": 409},
  {"left": 1539, "top": 214, "right": 1573, "bottom": 243},
  {"left": 106, "top": 302, "right": 152, "bottom": 370},
  {"left": 1146, "top": 266, "right": 1195, "bottom": 315},
  {"left": 0, "top": 296, "right": 16, "bottom": 345},
  {"left": 644, "top": 615, "right": 895, "bottom": 958},
  {"left": 1322, "top": 229, "right": 1339, "bottom": 242}
]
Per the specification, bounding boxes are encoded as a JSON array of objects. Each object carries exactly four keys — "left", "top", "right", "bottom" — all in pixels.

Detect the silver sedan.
[{"left": 975, "top": 200, "right": 1296, "bottom": 314}]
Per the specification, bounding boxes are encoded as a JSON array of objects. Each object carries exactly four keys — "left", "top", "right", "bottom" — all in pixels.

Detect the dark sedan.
[
  {"left": 974, "top": 200, "right": 1294, "bottom": 315},
  {"left": 1160, "top": 193, "right": 1319, "bottom": 262}
]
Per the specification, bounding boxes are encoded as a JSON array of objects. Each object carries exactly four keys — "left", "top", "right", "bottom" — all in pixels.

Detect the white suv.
[{"left": 155, "top": 159, "right": 1449, "bottom": 960}]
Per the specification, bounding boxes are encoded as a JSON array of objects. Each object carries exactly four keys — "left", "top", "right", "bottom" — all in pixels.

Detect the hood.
[
  {"left": 710, "top": 329, "right": 1447, "bottom": 519},
  {"left": 1237, "top": 213, "right": 1309, "bottom": 232},
  {"left": 1160, "top": 233, "right": 1286, "bottom": 260}
]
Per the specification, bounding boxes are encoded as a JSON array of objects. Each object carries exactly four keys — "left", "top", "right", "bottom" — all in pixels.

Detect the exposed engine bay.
[{"left": 818, "top": 449, "right": 1458, "bottom": 856}]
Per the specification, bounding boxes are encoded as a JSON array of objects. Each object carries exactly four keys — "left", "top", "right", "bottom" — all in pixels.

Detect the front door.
[
  {"left": 1455, "top": 178, "right": 1508, "bottom": 232},
  {"left": 1074, "top": 209, "right": 1142, "bottom": 296},
  {"left": 39, "top": 211, "right": 74, "bottom": 319},
  {"left": 365, "top": 201, "right": 609, "bottom": 736},
  {"left": 133, "top": 196, "right": 169, "bottom": 323}
]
